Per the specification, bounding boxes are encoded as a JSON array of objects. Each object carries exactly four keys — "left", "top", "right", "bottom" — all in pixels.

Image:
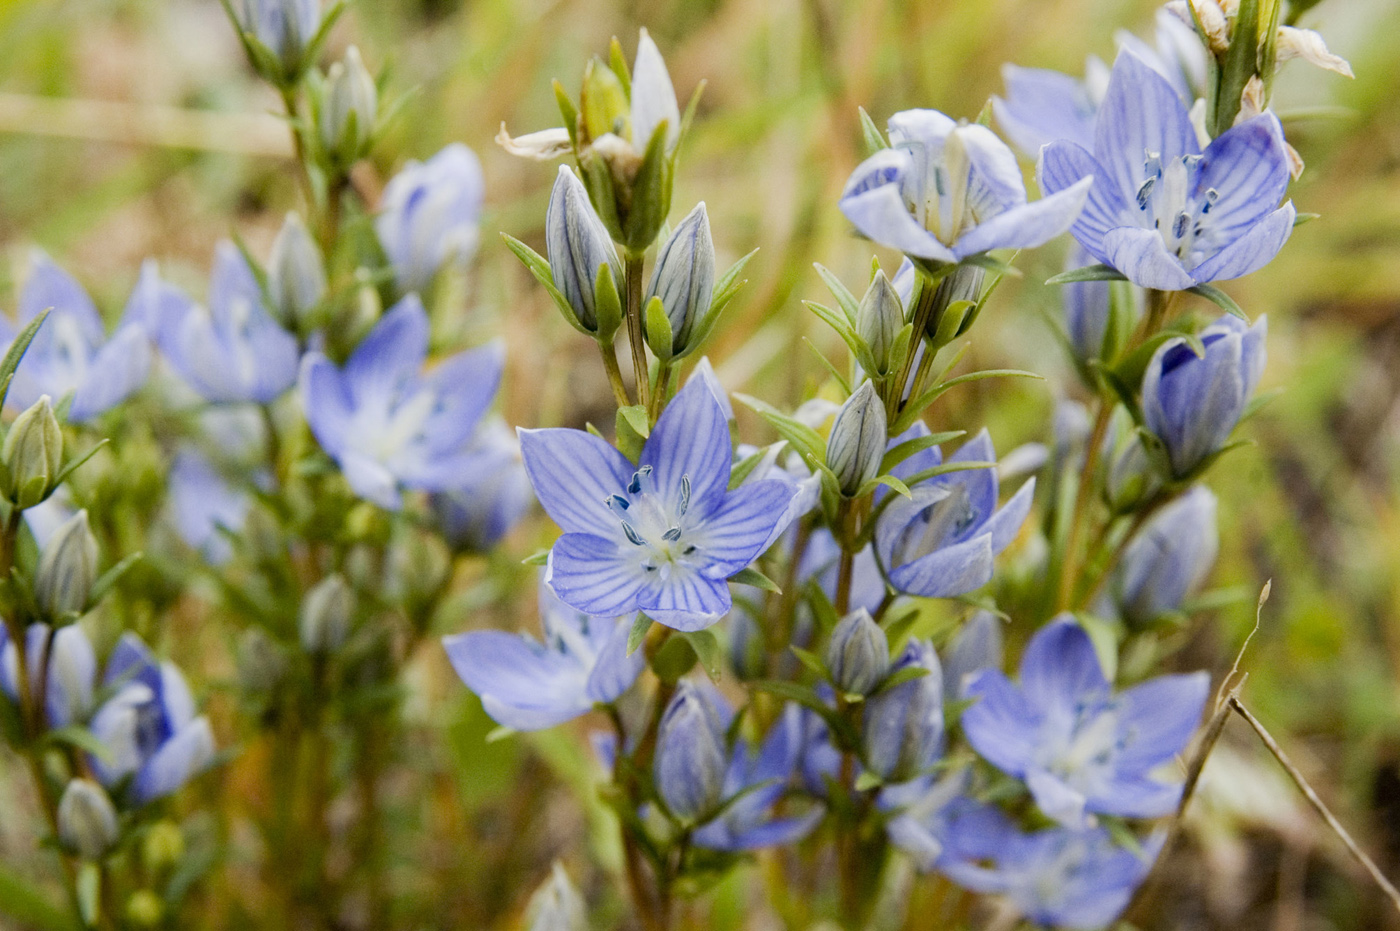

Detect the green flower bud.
[
  {"left": 645, "top": 203, "right": 714, "bottom": 358},
  {"left": 3, "top": 395, "right": 63, "bottom": 510},
  {"left": 299, "top": 574, "right": 353, "bottom": 655},
  {"left": 926, "top": 265, "right": 986, "bottom": 344},
  {"left": 385, "top": 528, "right": 452, "bottom": 614},
  {"left": 267, "top": 212, "right": 326, "bottom": 329},
  {"left": 826, "top": 608, "right": 890, "bottom": 695},
  {"left": 141, "top": 821, "right": 185, "bottom": 875},
  {"left": 35, "top": 510, "right": 99, "bottom": 619},
  {"left": 320, "top": 45, "right": 377, "bottom": 166},
  {"left": 526, "top": 862, "right": 588, "bottom": 931},
  {"left": 236, "top": 627, "right": 288, "bottom": 694},
  {"left": 857, "top": 271, "right": 903, "bottom": 376},
  {"left": 57, "top": 779, "right": 118, "bottom": 860},
  {"left": 125, "top": 890, "right": 164, "bottom": 929},
  {"left": 825, "top": 381, "right": 886, "bottom": 496}
]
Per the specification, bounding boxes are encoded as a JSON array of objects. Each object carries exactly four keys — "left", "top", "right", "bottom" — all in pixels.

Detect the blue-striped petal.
[{"left": 519, "top": 428, "right": 633, "bottom": 537}]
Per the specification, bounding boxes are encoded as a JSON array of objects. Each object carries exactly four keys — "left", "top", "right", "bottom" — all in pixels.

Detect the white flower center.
[
  {"left": 605, "top": 465, "right": 702, "bottom": 580},
  {"left": 1134, "top": 150, "right": 1219, "bottom": 270}
]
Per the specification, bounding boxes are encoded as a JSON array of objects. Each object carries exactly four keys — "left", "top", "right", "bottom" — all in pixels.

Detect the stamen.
[
  {"left": 678, "top": 475, "right": 691, "bottom": 517},
  {"left": 1135, "top": 177, "right": 1155, "bottom": 210},
  {"left": 621, "top": 523, "right": 646, "bottom": 546},
  {"left": 662, "top": 527, "right": 682, "bottom": 542}
]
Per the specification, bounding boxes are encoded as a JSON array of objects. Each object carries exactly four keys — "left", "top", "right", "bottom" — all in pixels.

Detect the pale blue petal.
[
  {"left": 1194, "top": 115, "right": 1291, "bottom": 247},
  {"left": 983, "top": 478, "right": 1035, "bottom": 553},
  {"left": 952, "top": 176, "right": 1092, "bottom": 257},
  {"left": 442, "top": 630, "right": 590, "bottom": 729},
  {"left": 696, "top": 480, "right": 798, "bottom": 578},
  {"left": 957, "top": 124, "right": 1027, "bottom": 218},
  {"left": 549, "top": 533, "right": 648, "bottom": 617},
  {"left": 1026, "top": 767, "right": 1091, "bottom": 827},
  {"left": 1018, "top": 618, "right": 1109, "bottom": 713},
  {"left": 1093, "top": 51, "right": 1200, "bottom": 202},
  {"left": 1038, "top": 141, "right": 1121, "bottom": 259},
  {"left": 519, "top": 427, "right": 634, "bottom": 537},
  {"left": 1101, "top": 226, "right": 1196, "bottom": 290},
  {"left": 299, "top": 353, "right": 353, "bottom": 458},
  {"left": 994, "top": 65, "right": 1098, "bottom": 155},
  {"left": 641, "top": 376, "right": 732, "bottom": 515},
  {"left": 20, "top": 252, "right": 103, "bottom": 340},
  {"left": 1116, "top": 671, "right": 1209, "bottom": 772},
  {"left": 1091, "top": 775, "right": 1181, "bottom": 820},
  {"left": 961, "top": 669, "right": 1040, "bottom": 775},
  {"left": 888, "top": 533, "right": 994, "bottom": 598},
  {"left": 644, "top": 571, "right": 731, "bottom": 632},
  {"left": 421, "top": 341, "right": 505, "bottom": 452},
  {"left": 585, "top": 616, "right": 646, "bottom": 705},
  {"left": 1188, "top": 202, "right": 1296, "bottom": 284},
  {"left": 344, "top": 295, "right": 430, "bottom": 404},
  {"left": 134, "top": 717, "right": 215, "bottom": 803},
  {"left": 341, "top": 453, "right": 401, "bottom": 510},
  {"left": 70, "top": 325, "right": 150, "bottom": 421}
]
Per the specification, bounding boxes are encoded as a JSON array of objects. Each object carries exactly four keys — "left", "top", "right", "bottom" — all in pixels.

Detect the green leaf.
[
  {"left": 626, "top": 614, "right": 652, "bottom": 656},
  {"left": 788, "top": 644, "right": 829, "bottom": 679},
  {"left": 805, "top": 578, "right": 841, "bottom": 634},
  {"left": 644, "top": 295, "right": 673, "bottom": 362},
  {"left": 1187, "top": 283, "right": 1248, "bottom": 321},
  {"left": 47, "top": 725, "right": 115, "bottom": 764},
  {"left": 880, "top": 431, "right": 964, "bottom": 473},
  {"left": 894, "top": 369, "right": 1043, "bottom": 433},
  {"left": 960, "top": 252, "right": 1022, "bottom": 278},
  {"left": 594, "top": 260, "right": 624, "bottom": 342},
  {"left": 733, "top": 394, "right": 826, "bottom": 465},
  {"left": 553, "top": 80, "right": 580, "bottom": 149},
  {"left": 87, "top": 551, "right": 143, "bottom": 607},
  {"left": 730, "top": 566, "right": 781, "bottom": 594},
  {"left": 485, "top": 725, "right": 517, "bottom": 743},
  {"left": 0, "top": 310, "right": 49, "bottom": 410},
  {"left": 77, "top": 863, "right": 99, "bottom": 930},
  {"left": 1073, "top": 613, "right": 1123, "bottom": 684},
  {"left": 607, "top": 37, "right": 632, "bottom": 95},
  {"left": 1292, "top": 211, "right": 1320, "bottom": 227},
  {"left": 854, "top": 770, "right": 884, "bottom": 792},
  {"left": 871, "top": 665, "right": 929, "bottom": 696},
  {"left": 895, "top": 460, "right": 995, "bottom": 489},
  {"left": 501, "top": 234, "right": 593, "bottom": 336},
  {"left": 0, "top": 861, "right": 80, "bottom": 931},
  {"left": 1044, "top": 264, "right": 1128, "bottom": 286},
  {"left": 857, "top": 106, "right": 887, "bottom": 155},
  {"left": 681, "top": 629, "right": 723, "bottom": 681},
  {"left": 854, "top": 473, "right": 911, "bottom": 500},
  {"left": 803, "top": 338, "right": 852, "bottom": 395},
  {"left": 51, "top": 438, "right": 109, "bottom": 490},
  {"left": 813, "top": 264, "right": 861, "bottom": 325},
  {"left": 521, "top": 550, "right": 550, "bottom": 566},
  {"left": 1109, "top": 330, "right": 1182, "bottom": 390},
  {"left": 616, "top": 405, "right": 649, "bottom": 462}
]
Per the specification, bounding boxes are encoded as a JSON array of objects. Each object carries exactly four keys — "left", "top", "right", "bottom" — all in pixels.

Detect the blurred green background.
[{"left": 0, "top": 0, "right": 1397, "bottom": 928}]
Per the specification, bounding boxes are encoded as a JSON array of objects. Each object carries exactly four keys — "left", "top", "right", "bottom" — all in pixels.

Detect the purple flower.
[
  {"left": 1104, "top": 486, "right": 1218, "bottom": 625},
  {"left": 299, "top": 295, "right": 504, "bottom": 510},
  {"left": 90, "top": 633, "right": 215, "bottom": 803},
  {"left": 874, "top": 426, "right": 1035, "bottom": 599},
  {"left": 1142, "top": 313, "right": 1266, "bottom": 476},
  {"left": 430, "top": 420, "right": 532, "bottom": 552},
  {"left": 168, "top": 448, "right": 251, "bottom": 566},
  {"left": 863, "top": 639, "right": 944, "bottom": 782},
  {"left": 932, "top": 799, "right": 1163, "bottom": 930},
  {"left": 1039, "top": 52, "right": 1296, "bottom": 290},
  {"left": 0, "top": 622, "right": 96, "bottom": 729},
  {"left": 519, "top": 377, "right": 799, "bottom": 632},
  {"left": 149, "top": 243, "right": 300, "bottom": 404},
  {"left": 962, "top": 617, "right": 1208, "bottom": 827},
  {"left": 2, "top": 251, "right": 150, "bottom": 422},
  {"left": 376, "top": 144, "right": 485, "bottom": 294},
  {"left": 840, "top": 111, "right": 1091, "bottom": 264},
  {"left": 442, "top": 579, "right": 643, "bottom": 731}
]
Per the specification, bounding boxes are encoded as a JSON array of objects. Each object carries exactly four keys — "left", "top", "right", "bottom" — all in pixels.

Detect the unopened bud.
[
  {"left": 35, "top": 510, "right": 99, "bottom": 619},
  {"left": 141, "top": 821, "right": 185, "bottom": 875},
  {"left": 826, "top": 609, "right": 889, "bottom": 695},
  {"left": 3, "top": 395, "right": 63, "bottom": 510},
  {"left": 125, "top": 890, "right": 164, "bottom": 929},
  {"left": 267, "top": 213, "right": 326, "bottom": 328},
  {"left": 863, "top": 640, "right": 943, "bottom": 783},
  {"left": 230, "top": 0, "right": 322, "bottom": 76},
  {"left": 299, "top": 574, "right": 353, "bottom": 654},
  {"left": 653, "top": 683, "right": 728, "bottom": 821},
  {"left": 546, "top": 167, "right": 622, "bottom": 334},
  {"left": 579, "top": 58, "right": 631, "bottom": 147},
  {"left": 236, "top": 627, "right": 287, "bottom": 693},
  {"left": 826, "top": 381, "right": 886, "bottom": 496},
  {"left": 385, "top": 528, "right": 452, "bottom": 611},
  {"left": 857, "top": 271, "right": 903, "bottom": 376},
  {"left": 645, "top": 203, "right": 714, "bottom": 358},
  {"left": 57, "top": 779, "right": 118, "bottom": 860},
  {"left": 320, "top": 46, "right": 378, "bottom": 164},
  {"left": 926, "top": 265, "right": 986, "bottom": 344},
  {"left": 525, "top": 862, "right": 589, "bottom": 931}
]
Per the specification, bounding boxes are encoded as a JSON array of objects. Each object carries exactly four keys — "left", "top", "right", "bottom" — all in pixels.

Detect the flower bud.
[
  {"left": 385, "top": 527, "right": 452, "bottom": 612},
  {"left": 546, "top": 167, "right": 622, "bottom": 334},
  {"left": 141, "top": 821, "right": 185, "bottom": 875},
  {"left": 826, "top": 609, "right": 889, "bottom": 695},
  {"left": 942, "top": 611, "right": 1002, "bottom": 704},
  {"left": 1112, "top": 486, "right": 1218, "bottom": 626},
  {"left": 35, "top": 510, "right": 98, "bottom": 619},
  {"left": 863, "top": 640, "right": 943, "bottom": 783},
  {"left": 727, "top": 611, "right": 766, "bottom": 682},
  {"left": 266, "top": 212, "right": 326, "bottom": 329},
  {"left": 826, "top": 381, "right": 886, "bottom": 496},
  {"left": 926, "top": 265, "right": 986, "bottom": 344},
  {"left": 299, "top": 574, "right": 353, "bottom": 655},
  {"left": 230, "top": 0, "right": 322, "bottom": 78},
  {"left": 236, "top": 627, "right": 288, "bottom": 694},
  {"left": 653, "top": 683, "right": 729, "bottom": 821},
  {"left": 125, "top": 890, "right": 164, "bottom": 929},
  {"left": 1142, "top": 314, "right": 1266, "bottom": 477},
  {"left": 320, "top": 46, "right": 378, "bottom": 165},
  {"left": 57, "top": 779, "right": 118, "bottom": 860},
  {"left": 3, "top": 395, "right": 63, "bottom": 509},
  {"left": 645, "top": 203, "right": 714, "bottom": 358},
  {"left": 525, "top": 862, "right": 588, "bottom": 931},
  {"left": 857, "top": 271, "right": 903, "bottom": 376},
  {"left": 1105, "top": 433, "right": 1162, "bottom": 513}
]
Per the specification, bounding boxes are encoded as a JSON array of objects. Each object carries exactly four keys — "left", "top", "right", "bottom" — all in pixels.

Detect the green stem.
[
  {"left": 1054, "top": 401, "right": 1112, "bottom": 613},
  {"left": 623, "top": 256, "right": 650, "bottom": 413},
  {"left": 600, "top": 341, "right": 632, "bottom": 409},
  {"left": 888, "top": 279, "right": 939, "bottom": 420}
]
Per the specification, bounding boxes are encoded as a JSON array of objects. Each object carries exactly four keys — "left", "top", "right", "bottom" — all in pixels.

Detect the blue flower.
[
  {"left": 230, "top": 0, "right": 321, "bottom": 69},
  {"left": 1142, "top": 313, "right": 1266, "bottom": 476},
  {"left": 863, "top": 639, "right": 944, "bottom": 782},
  {"left": 874, "top": 426, "right": 1035, "bottom": 599},
  {"left": 0, "top": 622, "right": 95, "bottom": 729},
  {"left": 942, "top": 610, "right": 1003, "bottom": 704},
  {"left": 150, "top": 243, "right": 299, "bottom": 404},
  {"left": 932, "top": 799, "right": 1163, "bottom": 930},
  {"left": 376, "top": 144, "right": 485, "bottom": 294},
  {"left": 1062, "top": 242, "right": 1141, "bottom": 365},
  {"left": 1103, "top": 486, "right": 1218, "bottom": 625},
  {"left": 168, "top": 448, "right": 251, "bottom": 566},
  {"left": 299, "top": 295, "right": 504, "bottom": 510},
  {"left": 962, "top": 617, "right": 1208, "bottom": 827},
  {"left": 442, "top": 578, "right": 643, "bottom": 731},
  {"left": 1039, "top": 52, "right": 1296, "bottom": 290},
  {"left": 430, "top": 420, "right": 532, "bottom": 552},
  {"left": 90, "top": 633, "right": 215, "bottom": 803},
  {"left": 2, "top": 251, "right": 150, "bottom": 422},
  {"left": 840, "top": 111, "right": 1091, "bottom": 264},
  {"left": 519, "top": 377, "right": 799, "bottom": 632}
]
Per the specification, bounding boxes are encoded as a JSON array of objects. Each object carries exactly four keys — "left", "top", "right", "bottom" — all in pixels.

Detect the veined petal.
[
  {"left": 442, "top": 630, "right": 591, "bottom": 729},
  {"left": 1194, "top": 115, "right": 1291, "bottom": 247},
  {"left": 994, "top": 64, "right": 1098, "bottom": 156},
  {"left": 694, "top": 479, "right": 797, "bottom": 578},
  {"left": 641, "top": 376, "right": 732, "bottom": 515},
  {"left": 1018, "top": 618, "right": 1110, "bottom": 713},
  {"left": 631, "top": 29, "right": 681, "bottom": 152},
  {"left": 1101, "top": 227, "right": 1196, "bottom": 290},
  {"left": 840, "top": 164, "right": 958, "bottom": 262},
  {"left": 1038, "top": 142, "right": 1121, "bottom": 258},
  {"left": 1188, "top": 202, "right": 1296, "bottom": 284},
  {"left": 1116, "top": 671, "right": 1209, "bottom": 772},
  {"left": 961, "top": 670, "right": 1039, "bottom": 774},
  {"left": 520, "top": 427, "right": 635, "bottom": 537},
  {"left": 957, "top": 124, "right": 1027, "bottom": 218},
  {"left": 1094, "top": 51, "right": 1200, "bottom": 202},
  {"left": 888, "top": 533, "right": 995, "bottom": 598},
  {"left": 983, "top": 478, "right": 1036, "bottom": 554},
  {"left": 886, "top": 109, "right": 958, "bottom": 150},
  {"left": 585, "top": 616, "right": 646, "bottom": 705},
  {"left": 952, "top": 176, "right": 1092, "bottom": 257},
  {"left": 945, "top": 429, "right": 999, "bottom": 528},
  {"left": 549, "top": 533, "right": 648, "bottom": 617},
  {"left": 344, "top": 295, "right": 430, "bottom": 404},
  {"left": 70, "top": 325, "right": 150, "bottom": 422},
  {"left": 643, "top": 571, "right": 731, "bottom": 632},
  {"left": 299, "top": 353, "right": 354, "bottom": 458}
]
